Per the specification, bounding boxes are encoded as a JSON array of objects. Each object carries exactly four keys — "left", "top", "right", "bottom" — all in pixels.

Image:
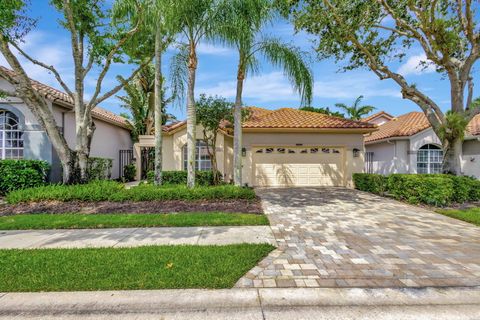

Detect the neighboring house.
[
  {"left": 0, "top": 67, "right": 132, "bottom": 181},
  {"left": 134, "top": 107, "right": 377, "bottom": 187},
  {"left": 364, "top": 111, "right": 480, "bottom": 178}
]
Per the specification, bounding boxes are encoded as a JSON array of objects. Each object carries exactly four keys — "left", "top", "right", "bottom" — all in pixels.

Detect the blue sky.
[{"left": 1, "top": 1, "right": 476, "bottom": 121}]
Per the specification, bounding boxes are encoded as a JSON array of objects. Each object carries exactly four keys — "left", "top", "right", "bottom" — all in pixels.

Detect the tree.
[
  {"left": 171, "top": 0, "right": 227, "bottom": 188},
  {"left": 196, "top": 94, "right": 233, "bottom": 184},
  {"left": 299, "top": 106, "right": 344, "bottom": 118},
  {"left": 281, "top": 0, "right": 480, "bottom": 175},
  {"left": 0, "top": 0, "right": 150, "bottom": 183},
  {"left": 221, "top": 0, "right": 313, "bottom": 186},
  {"left": 117, "top": 63, "right": 175, "bottom": 142},
  {"left": 334, "top": 96, "right": 375, "bottom": 120}
]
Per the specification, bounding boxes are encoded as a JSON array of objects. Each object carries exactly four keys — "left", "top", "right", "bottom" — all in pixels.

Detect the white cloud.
[
  {"left": 397, "top": 53, "right": 436, "bottom": 76},
  {"left": 196, "top": 43, "right": 234, "bottom": 56},
  {"left": 314, "top": 73, "right": 401, "bottom": 99},
  {"left": 197, "top": 72, "right": 298, "bottom": 102}
]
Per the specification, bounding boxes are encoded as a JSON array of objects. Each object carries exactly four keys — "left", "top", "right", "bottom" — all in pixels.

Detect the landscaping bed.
[
  {"left": 0, "top": 244, "right": 274, "bottom": 291},
  {"left": 0, "top": 212, "right": 269, "bottom": 229},
  {"left": 0, "top": 199, "right": 263, "bottom": 216}
]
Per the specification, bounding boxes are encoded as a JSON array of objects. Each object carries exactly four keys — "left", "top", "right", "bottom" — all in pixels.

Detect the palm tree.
[
  {"left": 117, "top": 64, "right": 175, "bottom": 142},
  {"left": 171, "top": 0, "right": 225, "bottom": 188},
  {"left": 220, "top": 0, "right": 313, "bottom": 186},
  {"left": 335, "top": 95, "right": 375, "bottom": 120}
]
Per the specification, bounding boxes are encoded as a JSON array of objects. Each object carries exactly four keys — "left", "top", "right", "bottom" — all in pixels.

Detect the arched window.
[
  {"left": 0, "top": 110, "right": 23, "bottom": 159},
  {"left": 417, "top": 144, "right": 443, "bottom": 174},
  {"left": 182, "top": 140, "right": 212, "bottom": 171}
]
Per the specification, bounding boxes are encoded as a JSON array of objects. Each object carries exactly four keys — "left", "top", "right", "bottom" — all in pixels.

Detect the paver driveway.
[{"left": 236, "top": 188, "right": 480, "bottom": 288}]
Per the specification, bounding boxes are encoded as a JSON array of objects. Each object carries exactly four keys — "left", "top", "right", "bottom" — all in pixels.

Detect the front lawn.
[
  {"left": 0, "top": 212, "right": 269, "bottom": 230},
  {"left": 5, "top": 181, "right": 257, "bottom": 204},
  {"left": 0, "top": 244, "right": 274, "bottom": 292},
  {"left": 436, "top": 208, "right": 480, "bottom": 226}
]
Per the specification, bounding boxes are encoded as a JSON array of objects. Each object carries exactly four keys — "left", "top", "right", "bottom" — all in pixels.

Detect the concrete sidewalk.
[
  {"left": 0, "top": 287, "right": 479, "bottom": 319},
  {"left": 0, "top": 226, "right": 276, "bottom": 249}
]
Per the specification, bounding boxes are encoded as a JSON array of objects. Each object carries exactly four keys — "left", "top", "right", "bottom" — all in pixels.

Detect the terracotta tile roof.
[
  {"left": 361, "top": 111, "right": 394, "bottom": 123},
  {"left": 162, "top": 120, "right": 186, "bottom": 132},
  {"left": 242, "top": 107, "right": 377, "bottom": 130},
  {"left": 0, "top": 66, "right": 129, "bottom": 129},
  {"left": 365, "top": 111, "right": 480, "bottom": 143}
]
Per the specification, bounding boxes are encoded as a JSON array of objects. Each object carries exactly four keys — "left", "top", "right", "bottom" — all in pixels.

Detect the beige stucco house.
[
  {"left": 364, "top": 111, "right": 480, "bottom": 178},
  {"left": 0, "top": 67, "right": 132, "bottom": 180},
  {"left": 134, "top": 107, "right": 377, "bottom": 187}
]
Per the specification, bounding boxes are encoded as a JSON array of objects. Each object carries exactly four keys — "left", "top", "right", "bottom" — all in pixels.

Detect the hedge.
[
  {"left": 146, "top": 170, "right": 216, "bottom": 186},
  {"left": 5, "top": 181, "right": 256, "bottom": 204},
  {"left": 87, "top": 157, "right": 112, "bottom": 180},
  {"left": 0, "top": 160, "right": 50, "bottom": 194},
  {"left": 353, "top": 173, "right": 480, "bottom": 206}
]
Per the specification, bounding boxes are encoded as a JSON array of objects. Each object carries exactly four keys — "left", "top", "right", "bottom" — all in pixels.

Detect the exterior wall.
[
  {"left": 241, "top": 132, "right": 366, "bottom": 187},
  {"left": 61, "top": 108, "right": 132, "bottom": 179},
  {"left": 462, "top": 139, "right": 480, "bottom": 178}
]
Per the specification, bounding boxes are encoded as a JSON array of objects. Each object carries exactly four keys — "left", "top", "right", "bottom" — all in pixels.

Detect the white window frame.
[
  {"left": 182, "top": 140, "right": 212, "bottom": 171},
  {"left": 417, "top": 144, "right": 443, "bottom": 174},
  {"left": 0, "top": 110, "right": 23, "bottom": 160}
]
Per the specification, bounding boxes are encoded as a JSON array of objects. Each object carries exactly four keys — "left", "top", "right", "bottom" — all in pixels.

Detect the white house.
[
  {"left": 0, "top": 66, "right": 132, "bottom": 181},
  {"left": 364, "top": 111, "right": 480, "bottom": 178}
]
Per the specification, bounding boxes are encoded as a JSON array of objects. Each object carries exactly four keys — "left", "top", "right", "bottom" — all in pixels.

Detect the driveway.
[{"left": 236, "top": 188, "right": 480, "bottom": 288}]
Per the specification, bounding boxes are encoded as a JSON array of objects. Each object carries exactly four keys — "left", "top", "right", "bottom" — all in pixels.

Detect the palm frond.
[
  {"left": 259, "top": 37, "right": 313, "bottom": 105},
  {"left": 169, "top": 44, "right": 189, "bottom": 108}
]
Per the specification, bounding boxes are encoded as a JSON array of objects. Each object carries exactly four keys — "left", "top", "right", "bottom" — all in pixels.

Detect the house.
[
  {"left": 134, "top": 107, "right": 377, "bottom": 187},
  {"left": 0, "top": 67, "right": 132, "bottom": 181},
  {"left": 364, "top": 111, "right": 480, "bottom": 178}
]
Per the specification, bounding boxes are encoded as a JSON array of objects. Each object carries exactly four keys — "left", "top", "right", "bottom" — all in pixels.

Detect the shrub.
[
  {"left": 354, "top": 173, "right": 480, "bottom": 206},
  {"left": 0, "top": 160, "right": 50, "bottom": 194},
  {"left": 146, "top": 170, "right": 215, "bottom": 186},
  {"left": 87, "top": 157, "right": 113, "bottom": 181},
  {"left": 6, "top": 181, "right": 256, "bottom": 204},
  {"left": 352, "top": 173, "right": 386, "bottom": 195},
  {"left": 123, "top": 164, "right": 136, "bottom": 182}
]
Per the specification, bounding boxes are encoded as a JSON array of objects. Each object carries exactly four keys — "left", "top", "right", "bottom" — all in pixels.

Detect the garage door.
[{"left": 253, "top": 147, "right": 345, "bottom": 187}]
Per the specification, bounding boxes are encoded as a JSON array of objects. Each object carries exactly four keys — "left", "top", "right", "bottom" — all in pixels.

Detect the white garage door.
[{"left": 253, "top": 146, "right": 345, "bottom": 187}]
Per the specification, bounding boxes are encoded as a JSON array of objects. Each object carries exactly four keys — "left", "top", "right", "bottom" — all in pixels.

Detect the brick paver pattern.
[{"left": 236, "top": 188, "right": 480, "bottom": 288}]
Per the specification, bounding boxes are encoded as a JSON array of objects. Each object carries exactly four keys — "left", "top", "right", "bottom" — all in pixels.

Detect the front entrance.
[{"left": 252, "top": 146, "right": 345, "bottom": 187}]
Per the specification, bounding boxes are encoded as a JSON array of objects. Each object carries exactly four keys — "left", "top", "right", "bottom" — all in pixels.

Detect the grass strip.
[
  {"left": 436, "top": 207, "right": 480, "bottom": 226},
  {"left": 0, "top": 244, "right": 274, "bottom": 292},
  {"left": 0, "top": 212, "right": 269, "bottom": 230}
]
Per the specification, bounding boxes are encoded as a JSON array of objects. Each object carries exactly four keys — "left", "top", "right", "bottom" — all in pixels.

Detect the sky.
[{"left": 1, "top": 1, "right": 477, "bottom": 121}]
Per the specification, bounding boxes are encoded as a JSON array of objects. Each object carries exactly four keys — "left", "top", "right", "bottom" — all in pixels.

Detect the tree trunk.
[
  {"left": 233, "top": 69, "right": 244, "bottom": 186},
  {"left": 442, "top": 138, "right": 463, "bottom": 175},
  {"left": 203, "top": 130, "right": 220, "bottom": 184},
  {"left": 154, "top": 27, "right": 163, "bottom": 186},
  {"left": 186, "top": 45, "right": 197, "bottom": 188}
]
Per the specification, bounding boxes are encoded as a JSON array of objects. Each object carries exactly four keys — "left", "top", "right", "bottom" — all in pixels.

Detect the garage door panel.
[{"left": 253, "top": 147, "right": 345, "bottom": 187}]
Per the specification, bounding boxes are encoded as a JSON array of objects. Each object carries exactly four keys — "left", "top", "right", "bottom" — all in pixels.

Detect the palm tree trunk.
[
  {"left": 154, "top": 27, "right": 163, "bottom": 185},
  {"left": 233, "top": 68, "right": 245, "bottom": 186},
  {"left": 442, "top": 138, "right": 463, "bottom": 175},
  {"left": 186, "top": 45, "right": 197, "bottom": 188}
]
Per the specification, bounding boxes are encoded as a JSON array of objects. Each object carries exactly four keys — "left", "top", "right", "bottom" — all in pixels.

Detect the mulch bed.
[{"left": 0, "top": 199, "right": 263, "bottom": 216}]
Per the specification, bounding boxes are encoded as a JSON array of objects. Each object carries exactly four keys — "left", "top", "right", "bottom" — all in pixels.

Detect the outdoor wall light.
[
  {"left": 242, "top": 147, "right": 247, "bottom": 157},
  {"left": 353, "top": 148, "right": 360, "bottom": 158}
]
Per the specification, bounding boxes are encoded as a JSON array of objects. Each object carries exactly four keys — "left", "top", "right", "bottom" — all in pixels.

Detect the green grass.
[
  {"left": 0, "top": 212, "right": 269, "bottom": 230},
  {"left": 436, "top": 207, "right": 480, "bottom": 226},
  {"left": 5, "top": 180, "right": 257, "bottom": 204},
  {"left": 0, "top": 244, "right": 274, "bottom": 292}
]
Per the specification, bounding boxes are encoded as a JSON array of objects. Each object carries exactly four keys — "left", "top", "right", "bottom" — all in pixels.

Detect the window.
[
  {"left": 417, "top": 144, "right": 443, "bottom": 174},
  {"left": 182, "top": 140, "right": 212, "bottom": 171},
  {"left": 0, "top": 110, "right": 23, "bottom": 159}
]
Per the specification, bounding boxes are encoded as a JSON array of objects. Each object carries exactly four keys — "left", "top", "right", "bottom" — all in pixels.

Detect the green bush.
[
  {"left": 352, "top": 173, "right": 386, "bottom": 195},
  {"left": 6, "top": 181, "right": 256, "bottom": 204},
  {"left": 0, "top": 160, "right": 50, "bottom": 194},
  {"left": 146, "top": 170, "right": 215, "bottom": 186},
  {"left": 123, "top": 164, "right": 136, "bottom": 182},
  {"left": 354, "top": 173, "right": 480, "bottom": 206},
  {"left": 87, "top": 157, "right": 112, "bottom": 181}
]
